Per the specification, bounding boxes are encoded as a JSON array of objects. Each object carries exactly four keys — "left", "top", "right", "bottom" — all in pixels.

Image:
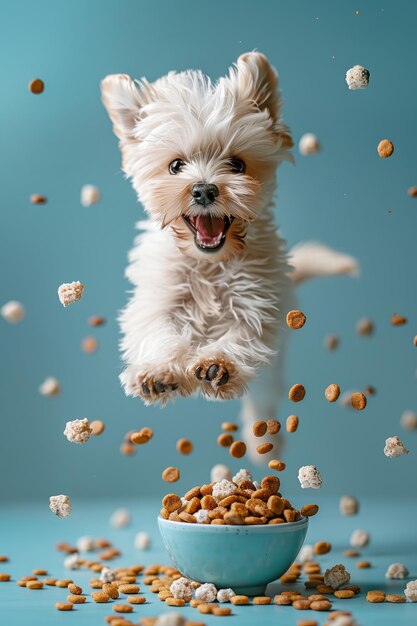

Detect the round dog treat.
[
  {"left": 384, "top": 435, "right": 409, "bottom": 458},
  {"left": 67, "top": 594, "right": 86, "bottom": 603},
  {"left": 298, "top": 466, "right": 323, "bottom": 489},
  {"left": 231, "top": 594, "right": 249, "bottom": 605},
  {"left": 401, "top": 410, "right": 417, "bottom": 430},
  {"left": 366, "top": 590, "right": 385, "bottom": 603},
  {"left": 130, "top": 431, "right": 149, "bottom": 444},
  {"left": 286, "top": 415, "right": 299, "bottom": 433},
  {"left": 58, "top": 281, "right": 84, "bottom": 307},
  {"left": 217, "top": 433, "right": 233, "bottom": 447},
  {"left": 64, "top": 418, "right": 92, "bottom": 444},
  {"left": 253, "top": 596, "right": 271, "bottom": 604},
  {"left": 268, "top": 459, "right": 286, "bottom": 471},
  {"left": 391, "top": 312, "right": 407, "bottom": 325},
  {"left": 229, "top": 441, "right": 246, "bottom": 458},
  {"left": 49, "top": 494, "right": 71, "bottom": 518},
  {"left": 26, "top": 580, "right": 43, "bottom": 589},
  {"left": 310, "top": 600, "right": 331, "bottom": 610},
  {"left": 356, "top": 318, "right": 374, "bottom": 336},
  {"left": 82, "top": 336, "right": 99, "bottom": 353},
  {"left": 92, "top": 591, "right": 110, "bottom": 602},
  {"left": 286, "top": 310, "right": 306, "bottom": 329},
  {"left": 252, "top": 420, "right": 267, "bottom": 437},
  {"left": 210, "top": 464, "right": 232, "bottom": 482},
  {"left": 221, "top": 422, "right": 238, "bottom": 432},
  {"left": 113, "top": 604, "right": 133, "bottom": 613},
  {"left": 325, "top": 384, "right": 340, "bottom": 403},
  {"left": 128, "top": 595, "right": 146, "bottom": 604},
  {"left": 314, "top": 541, "right": 331, "bottom": 555},
  {"left": 162, "top": 494, "right": 182, "bottom": 513},
  {"left": 351, "top": 392, "right": 367, "bottom": 410},
  {"left": 334, "top": 590, "right": 355, "bottom": 599},
  {"left": 1, "top": 300, "right": 25, "bottom": 323},
  {"left": 257, "top": 443, "right": 273, "bottom": 454},
  {"left": 325, "top": 335, "right": 339, "bottom": 350},
  {"left": 299, "top": 133, "right": 320, "bottom": 156},
  {"left": 110, "top": 508, "right": 130, "bottom": 528},
  {"left": 176, "top": 438, "right": 193, "bottom": 454},
  {"left": 386, "top": 562, "right": 409, "bottom": 579},
  {"left": 267, "top": 419, "right": 281, "bottom": 434},
  {"left": 301, "top": 504, "right": 319, "bottom": 517},
  {"left": 90, "top": 420, "right": 105, "bottom": 436},
  {"left": 289, "top": 384, "right": 306, "bottom": 402},
  {"left": 274, "top": 594, "right": 292, "bottom": 605},
  {"left": 29, "top": 78, "right": 44, "bottom": 94},
  {"left": 345, "top": 65, "right": 370, "bottom": 90},
  {"left": 378, "top": 139, "right": 394, "bottom": 158},
  {"left": 39, "top": 377, "right": 61, "bottom": 397},
  {"left": 81, "top": 184, "right": 101, "bottom": 207},
  {"left": 339, "top": 496, "right": 359, "bottom": 516},
  {"left": 55, "top": 602, "right": 73, "bottom": 611},
  {"left": 350, "top": 529, "right": 369, "bottom": 547},
  {"left": 162, "top": 467, "right": 180, "bottom": 483},
  {"left": 118, "top": 583, "right": 139, "bottom": 594}
]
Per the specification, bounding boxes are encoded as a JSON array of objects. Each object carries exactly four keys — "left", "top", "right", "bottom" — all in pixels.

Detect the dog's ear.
[
  {"left": 101, "top": 74, "right": 145, "bottom": 142},
  {"left": 229, "top": 52, "right": 293, "bottom": 148}
]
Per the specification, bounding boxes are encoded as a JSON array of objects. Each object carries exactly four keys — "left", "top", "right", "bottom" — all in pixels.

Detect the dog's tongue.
[{"left": 195, "top": 215, "right": 224, "bottom": 243}]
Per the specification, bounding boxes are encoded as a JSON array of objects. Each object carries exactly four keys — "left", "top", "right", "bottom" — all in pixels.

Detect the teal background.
[{"left": 1, "top": 0, "right": 416, "bottom": 502}]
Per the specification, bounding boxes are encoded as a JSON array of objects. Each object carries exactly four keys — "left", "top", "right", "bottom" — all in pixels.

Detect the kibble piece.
[
  {"left": 120, "top": 442, "right": 136, "bottom": 456},
  {"left": 385, "top": 562, "right": 409, "bottom": 579},
  {"left": 344, "top": 550, "right": 360, "bottom": 558},
  {"left": 356, "top": 561, "right": 371, "bottom": 569},
  {"left": 64, "top": 418, "right": 92, "bottom": 444},
  {"left": 301, "top": 504, "right": 319, "bottom": 517},
  {"left": 384, "top": 435, "right": 409, "bottom": 458},
  {"left": 118, "top": 583, "right": 139, "bottom": 594},
  {"left": 81, "top": 184, "right": 101, "bottom": 207},
  {"left": 212, "top": 606, "right": 232, "bottom": 616},
  {"left": 110, "top": 508, "right": 130, "bottom": 528},
  {"left": 67, "top": 583, "right": 82, "bottom": 595},
  {"left": 314, "top": 542, "right": 331, "bottom": 555},
  {"left": 256, "top": 443, "right": 273, "bottom": 454},
  {"left": 310, "top": 600, "right": 331, "bottom": 611},
  {"left": 229, "top": 441, "right": 246, "bottom": 458},
  {"left": 325, "top": 384, "right": 340, "bottom": 403},
  {"left": 176, "top": 438, "right": 193, "bottom": 455},
  {"left": 286, "top": 310, "right": 306, "bottom": 329},
  {"left": 90, "top": 420, "right": 105, "bottom": 436},
  {"left": 221, "top": 422, "right": 238, "bottom": 432},
  {"left": 131, "top": 431, "right": 150, "bottom": 444},
  {"left": 391, "top": 313, "right": 407, "bottom": 325},
  {"left": 88, "top": 315, "right": 106, "bottom": 327},
  {"left": 401, "top": 410, "right": 417, "bottom": 430},
  {"left": 113, "top": 604, "right": 133, "bottom": 613},
  {"left": 268, "top": 459, "right": 286, "bottom": 471},
  {"left": 0, "top": 573, "right": 11, "bottom": 581},
  {"left": 128, "top": 595, "right": 146, "bottom": 604},
  {"left": 366, "top": 590, "right": 385, "bottom": 603},
  {"left": 39, "top": 377, "right": 61, "bottom": 397},
  {"left": 230, "top": 595, "right": 249, "bottom": 605},
  {"left": 30, "top": 193, "right": 48, "bottom": 204},
  {"left": 102, "top": 583, "right": 119, "bottom": 599},
  {"left": 252, "top": 421, "right": 267, "bottom": 437},
  {"left": 339, "top": 495, "right": 359, "bottom": 516},
  {"left": 29, "top": 78, "right": 44, "bottom": 94},
  {"left": 350, "top": 529, "right": 369, "bottom": 547},
  {"left": 162, "top": 467, "right": 180, "bottom": 483},
  {"left": 58, "top": 281, "right": 84, "bottom": 307},
  {"left": 49, "top": 494, "right": 71, "bottom": 518},
  {"left": 299, "top": 133, "right": 320, "bottom": 156},
  {"left": 386, "top": 594, "right": 406, "bottom": 603},
  {"left": 296, "top": 621, "right": 318, "bottom": 626},
  {"left": 345, "top": 65, "right": 370, "bottom": 90},
  {"left": 0, "top": 557, "right": 8, "bottom": 563},
  {"left": 67, "top": 594, "right": 86, "bottom": 603},
  {"left": 92, "top": 591, "right": 110, "bottom": 602},
  {"left": 298, "top": 466, "right": 323, "bottom": 489},
  {"left": 274, "top": 594, "right": 292, "bottom": 605},
  {"left": 1, "top": 300, "right": 25, "bottom": 323},
  {"left": 351, "top": 392, "right": 367, "bottom": 410},
  {"left": 44, "top": 578, "right": 57, "bottom": 585},
  {"left": 334, "top": 590, "right": 354, "bottom": 599},
  {"left": 267, "top": 419, "right": 281, "bottom": 434},
  {"left": 210, "top": 464, "right": 232, "bottom": 482},
  {"left": 324, "top": 564, "right": 350, "bottom": 589},
  {"left": 82, "top": 336, "right": 99, "bottom": 353},
  {"left": 289, "top": 384, "right": 306, "bottom": 402},
  {"left": 286, "top": 415, "right": 299, "bottom": 432},
  {"left": 325, "top": 335, "right": 339, "bottom": 350},
  {"left": 293, "top": 599, "right": 311, "bottom": 609},
  {"left": 27, "top": 580, "right": 44, "bottom": 589},
  {"left": 162, "top": 494, "right": 182, "bottom": 513},
  {"left": 253, "top": 596, "right": 271, "bottom": 604},
  {"left": 170, "top": 577, "right": 193, "bottom": 602},
  {"left": 377, "top": 139, "right": 394, "bottom": 158},
  {"left": 409, "top": 186, "right": 417, "bottom": 197},
  {"left": 356, "top": 318, "right": 374, "bottom": 336},
  {"left": 55, "top": 602, "right": 73, "bottom": 611},
  {"left": 217, "top": 433, "right": 233, "bottom": 447}
]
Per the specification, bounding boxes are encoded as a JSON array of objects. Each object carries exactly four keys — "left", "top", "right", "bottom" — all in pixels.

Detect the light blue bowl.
[{"left": 158, "top": 516, "right": 308, "bottom": 596}]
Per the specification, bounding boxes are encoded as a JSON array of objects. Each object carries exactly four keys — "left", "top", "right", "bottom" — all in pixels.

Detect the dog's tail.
[{"left": 241, "top": 241, "right": 359, "bottom": 465}]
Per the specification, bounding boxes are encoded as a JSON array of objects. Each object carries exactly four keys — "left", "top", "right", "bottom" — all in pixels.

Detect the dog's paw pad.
[{"left": 193, "top": 358, "right": 234, "bottom": 388}]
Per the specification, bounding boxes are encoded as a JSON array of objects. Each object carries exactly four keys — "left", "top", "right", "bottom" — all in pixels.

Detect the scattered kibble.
[
  {"left": 314, "top": 541, "right": 331, "bottom": 555},
  {"left": 110, "top": 508, "right": 130, "bottom": 528},
  {"left": 299, "top": 133, "right": 320, "bottom": 155},
  {"left": 298, "top": 466, "right": 323, "bottom": 489},
  {"left": 257, "top": 442, "right": 273, "bottom": 454},
  {"left": 286, "top": 415, "right": 299, "bottom": 433},
  {"left": 391, "top": 313, "right": 407, "bottom": 326},
  {"left": 81, "top": 184, "right": 101, "bottom": 207},
  {"left": 408, "top": 186, "right": 417, "bottom": 197},
  {"left": 63, "top": 418, "right": 92, "bottom": 444},
  {"left": 217, "top": 433, "right": 233, "bottom": 447},
  {"left": 29, "top": 78, "right": 44, "bottom": 94},
  {"left": 384, "top": 435, "right": 409, "bottom": 458},
  {"left": 229, "top": 440, "right": 246, "bottom": 458},
  {"left": 38, "top": 376, "right": 60, "bottom": 396},
  {"left": 82, "top": 336, "right": 99, "bottom": 353},
  {"left": 1, "top": 300, "right": 25, "bottom": 323},
  {"left": 286, "top": 309, "right": 306, "bottom": 329},
  {"left": 162, "top": 467, "right": 180, "bottom": 483},
  {"left": 356, "top": 318, "right": 374, "bottom": 336},
  {"left": 58, "top": 281, "right": 84, "bottom": 307},
  {"left": 88, "top": 315, "right": 106, "bottom": 327},
  {"left": 30, "top": 194, "right": 47, "bottom": 204},
  {"left": 253, "top": 420, "right": 267, "bottom": 437},
  {"left": 325, "top": 384, "right": 340, "bottom": 403},
  {"left": 221, "top": 422, "right": 238, "bottom": 432},
  {"left": 55, "top": 602, "right": 73, "bottom": 611},
  {"left": 325, "top": 335, "right": 339, "bottom": 350},
  {"left": 356, "top": 561, "right": 371, "bottom": 569},
  {"left": 176, "top": 438, "right": 193, "bottom": 454},
  {"left": 377, "top": 139, "right": 394, "bottom": 158},
  {"left": 268, "top": 459, "right": 286, "bottom": 471},
  {"left": 401, "top": 410, "right": 417, "bottom": 430},
  {"left": 49, "top": 494, "right": 71, "bottom": 518},
  {"left": 351, "top": 392, "right": 367, "bottom": 411},
  {"left": 345, "top": 65, "right": 370, "bottom": 90},
  {"left": 267, "top": 419, "right": 281, "bottom": 434},
  {"left": 289, "top": 384, "right": 306, "bottom": 402},
  {"left": 90, "top": 419, "right": 105, "bottom": 436}
]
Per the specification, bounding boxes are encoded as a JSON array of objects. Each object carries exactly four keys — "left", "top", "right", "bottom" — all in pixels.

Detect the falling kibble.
[
  {"left": 288, "top": 384, "right": 306, "bottom": 402},
  {"left": 356, "top": 318, "right": 374, "bottom": 336},
  {"left": 176, "top": 438, "right": 193, "bottom": 455},
  {"left": 82, "top": 337, "right": 99, "bottom": 353},
  {"left": 29, "top": 78, "right": 44, "bottom": 94},
  {"left": 286, "top": 309, "right": 306, "bottom": 329},
  {"left": 1, "top": 300, "right": 25, "bottom": 323},
  {"left": 377, "top": 139, "right": 394, "bottom": 158},
  {"left": 351, "top": 392, "right": 367, "bottom": 411},
  {"left": 30, "top": 194, "right": 47, "bottom": 204},
  {"left": 391, "top": 313, "right": 407, "bottom": 326},
  {"left": 325, "top": 335, "right": 339, "bottom": 350},
  {"left": 345, "top": 65, "right": 370, "bottom": 90},
  {"left": 90, "top": 420, "right": 105, "bottom": 436},
  {"left": 325, "top": 384, "right": 341, "bottom": 402},
  {"left": 81, "top": 184, "right": 101, "bottom": 207},
  {"left": 88, "top": 315, "right": 106, "bottom": 327},
  {"left": 39, "top": 377, "right": 61, "bottom": 397},
  {"left": 162, "top": 467, "right": 180, "bottom": 483},
  {"left": 408, "top": 187, "right": 417, "bottom": 197}
]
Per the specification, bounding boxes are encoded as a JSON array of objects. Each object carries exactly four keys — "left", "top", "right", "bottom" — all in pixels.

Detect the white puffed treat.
[
  {"left": 401, "top": 410, "right": 417, "bottom": 430},
  {"left": 331, "top": 616, "right": 359, "bottom": 626},
  {"left": 64, "top": 418, "right": 92, "bottom": 444},
  {"left": 297, "top": 544, "right": 314, "bottom": 563},
  {"left": 212, "top": 479, "right": 237, "bottom": 502},
  {"left": 76, "top": 535, "right": 95, "bottom": 552},
  {"left": 100, "top": 566, "right": 116, "bottom": 582},
  {"left": 345, "top": 65, "right": 370, "bottom": 90},
  {"left": 384, "top": 435, "right": 409, "bottom": 458},
  {"left": 350, "top": 529, "right": 369, "bottom": 548},
  {"left": 210, "top": 464, "right": 232, "bottom": 483},
  {"left": 169, "top": 577, "right": 193, "bottom": 602},
  {"left": 217, "top": 588, "right": 236, "bottom": 603},
  {"left": 39, "top": 376, "right": 61, "bottom": 396},
  {"left": 49, "top": 494, "right": 71, "bottom": 518},
  {"left": 339, "top": 495, "right": 359, "bottom": 516},
  {"left": 232, "top": 468, "right": 252, "bottom": 485},
  {"left": 134, "top": 531, "right": 151, "bottom": 549},
  {"left": 64, "top": 554, "right": 81, "bottom": 570},
  {"left": 110, "top": 508, "right": 131, "bottom": 528},
  {"left": 298, "top": 133, "right": 320, "bottom": 155},
  {"left": 195, "top": 583, "right": 218, "bottom": 602},
  {"left": 324, "top": 564, "right": 351, "bottom": 589},
  {"left": 58, "top": 281, "right": 84, "bottom": 307},
  {"left": 155, "top": 613, "right": 186, "bottom": 626},
  {"left": 81, "top": 184, "right": 101, "bottom": 207},
  {"left": 194, "top": 509, "right": 210, "bottom": 524},
  {"left": 1, "top": 300, "right": 25, "bottom": 323},
  {"left": 386, "top": 562, "right": 409, "bottom": 579},
  {"left": 404, "top": 580, "right": 417, "bottom": 602},
  {"left": 298, "top": 465, "right": 323, "bottom": 489}
]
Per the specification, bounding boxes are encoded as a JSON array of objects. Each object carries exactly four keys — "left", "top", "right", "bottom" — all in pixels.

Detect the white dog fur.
[{"left": 101, "top": 52, "right": 357, "bottom": 460}]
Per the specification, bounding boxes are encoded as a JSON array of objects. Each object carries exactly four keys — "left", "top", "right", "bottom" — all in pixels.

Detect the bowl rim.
[{"left": 158, "top": 515, "right": 308, "bottom": 532}]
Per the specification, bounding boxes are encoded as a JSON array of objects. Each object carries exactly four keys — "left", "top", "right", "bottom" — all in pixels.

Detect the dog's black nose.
[{"left": 192, "top": 183, "right": 219, "bottom": 206}]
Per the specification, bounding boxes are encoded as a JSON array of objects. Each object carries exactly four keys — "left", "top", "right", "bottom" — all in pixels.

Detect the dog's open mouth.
[{"left": 182, "top": 214, "right": 234, "bottom": 252}]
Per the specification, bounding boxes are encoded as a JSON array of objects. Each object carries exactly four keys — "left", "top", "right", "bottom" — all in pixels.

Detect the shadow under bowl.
[{"left": 158, "top": 516, "right": 308, "bottom": 596}]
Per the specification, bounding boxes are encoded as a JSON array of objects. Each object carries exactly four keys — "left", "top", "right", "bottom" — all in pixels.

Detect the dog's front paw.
[
  {"left": 190, "top": 356, "right": 244, "bottom": 400},
  {"left": 120, "top": 365, "right": 193, "bottom": 405}
]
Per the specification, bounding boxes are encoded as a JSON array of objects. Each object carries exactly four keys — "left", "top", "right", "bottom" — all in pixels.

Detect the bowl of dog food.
[{"left": 158, "top": 471, "right": 315, "bottom": 595}]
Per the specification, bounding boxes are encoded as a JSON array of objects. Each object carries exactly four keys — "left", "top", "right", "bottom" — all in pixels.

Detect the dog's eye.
[
  {"left": 229, "top": 158, "right": 245, "bottom": 174},
  {"left": 169, "top": 159, "right": 185, "bottom": 175}
]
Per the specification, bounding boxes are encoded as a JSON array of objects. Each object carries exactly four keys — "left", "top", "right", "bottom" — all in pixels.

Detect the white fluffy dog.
[{"left": 101, "top": 52, "right": 357, "bottom": 458}]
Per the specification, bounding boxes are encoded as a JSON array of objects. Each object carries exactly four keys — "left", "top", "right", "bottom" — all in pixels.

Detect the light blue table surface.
[{"left": 1, "top": 496, "right": 416, "bottom": 625}]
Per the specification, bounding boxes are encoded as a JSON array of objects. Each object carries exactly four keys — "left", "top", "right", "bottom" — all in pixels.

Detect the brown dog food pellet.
[
  {"left": 212, "top": 606, "right": 232, "bottom": 615},
  {"left": 82, "top": 336, "right": 99, "bottom": 353},
  {"left": 314, "top": 541, "right": 331, "bottom": 555},
  {"left": 179, "top": 512, "right": 196, "bottom": 523},
  {"left": 166, "top": 597, "right": 185, "bottom": 607},
  {"left": 229, "top": 441, "right": 246, "bottom": 458},
  {"left": 253, "top": 420, "right": 267, "bottom": 437},
  {"left": 30, "top": 194, "right": 47, "bottom": 204},
  {"left": 55, "top": 579, "right": 73, "bottom": 588},
  {"left": 103, "top": 583, "right": 119, "bottom": 599},
  {"left": 351, "top": 392, "right": 367, "bottom": 410},
  {"left": 88, "top": 315, "right": 106, "bottom": 327},
  {"left": 408, "top": 186, "right": 417, "bottom": 197},
  {"left": 297, "top": 621, "right": 318, "bottom": 626},
  {"left": 253, "top": 596, "right": 271, "bottom": 604},
  {"left": 286, "top": 310, "right": 306, "bottom": 329},
  {"left": 55, "top": 602, "right": 73, "bottom": 611},
  {"left": 33, "top": 569, "right": 47, "bottom": 576},
  {"left": 131, "top": 431, "right": 150, "bottom": 445},
  {"left": 293, "top": 599, "right": 311, "bottom": 609},
  {"left": 377, "top": 139, "right": 394, "bottom": 158},
  {"left": 344, "top": 549, "right": 360, "bottom": 557},
  {"left": 0, "top": 557, "right": 9, "bottom": 563},
  {"left": 176, "top": 438, "right": 193, "bottom": 454},
  {"left": 386, "top": 594, "right": 406, "bottom": 603},
  {"left": 231, "top": 595, "right": 250, "bottom": 605},
  {"left": 334, "top": 589, "right": 355, "bottom": 599},
  {"left": 286, "top": 414, "right": 299, "bottom": 432},
  {"left": 364, "top": 385, "right": 376, "bottom": 396},
  {"left": 29, "top": 78, "right": 44, "bottom": 94},
  {"left": 44, "top": 578, "right": 57, "bottom": 585},
  {"left": 162, "top": 467, "right": 180, "bottom": 483},
  {"left": 256, "top": 443, "right": 273, "bottom": 454},
  {"left": 310, "top": 600, "right": 331, "bottom": 610},
  {"left": 274, "top": 594, "right": 292, "bottom": 605},
  {"left": 0, "top": 573, "right": 11, "bottom": 582},
  {"left": 366, "top": 590, "right": 385, "bottom": 602},
  {"left": 92, "top": 591, "right": 110, "bottom": 602},
  {"left": 90, "top": 420, "right": 105, "bottom": 436},
  {"left": 221, "top": 422, "right": 238, "bottom": 432},
  {"left": 325, "top": 384, "right": 340, "bottom": 402},
  {"left": 391, "top": 313, "right": 407, "bottom": 326},
  {"left": 325, "top": 335, "right": 339, "bottom": 350},
  {"left": 356, "top": 318, "right": 374, "bottom": 336},
  {"left": 197, "top": 602, "right": 213, "bottom": 613},
  {"left": 113, "top": 603, "right": 133, "bottom": 612},
  {"left": 27, "top": 580, "right": 43, "bottom": 589},
  {"left": 268, "top": 459, "right": 286, "bottom": 471},
  {"left": 128, "top": 595, "right": 146, "bottom": 604},
  {"left": 267, "top": 419, "right": 281, "bottom": 434},
  {"left": 67, "top": 594, "right": 86, "bottom": 604},
  {"left": 217, "top": 433, "right": 233, "bottom": 447},
  {"left": 289, "top": 384, "right": 305, "bottom": 402},
  {"left": 301, "top": 504, "right": 319, "bottom": 517},
  {"left": 356, "top": 561, "right": 371, "bottom": 568},
  {"left": 118, "top": 583, "right": 139, "bottom": 594},
  {"left": 120, "top": 442, "right": 136, "bottom": 456}
]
